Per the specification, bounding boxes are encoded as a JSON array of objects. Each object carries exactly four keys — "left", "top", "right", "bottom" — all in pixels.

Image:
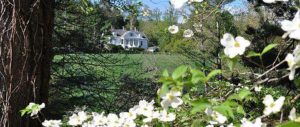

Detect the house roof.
[
  {"left": 111, "top": 29, "right": 148, "bottom": 39},
  {"left": 111, "top": 29, "right": 127, "bottom": 36},
  {"left": 121, "top": 30, "right": 147, "bottom": 39}
]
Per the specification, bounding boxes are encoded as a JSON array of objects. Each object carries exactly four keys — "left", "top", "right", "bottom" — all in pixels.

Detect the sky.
[
  {"left": 90, "top": 0, "right": 248, "bottom": 14},
  {"left": 142, "top": 0, "right": 170, "bottom": 12},
  {"left": 142, "top": 0, "right": 248, "bottom": 14}
]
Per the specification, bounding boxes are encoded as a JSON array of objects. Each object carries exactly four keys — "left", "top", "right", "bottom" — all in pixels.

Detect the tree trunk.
[{"left": 0, "top": 0, "right": 54, "bottom": 126}]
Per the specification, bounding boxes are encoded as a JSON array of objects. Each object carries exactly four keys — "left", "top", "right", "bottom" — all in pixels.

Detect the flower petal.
[
  {"left": 221, "top": 33, "right": 235, "bottom": 47},
  {"left": 263, "top": 95, "right": 274, "bottom": 106},
  {"left": 235, "top": 36, "right": 250, "bottom": 48},
  {"left": 281, "top": 20, "right": 296, "bottom": 32},
  {"left": 289, "top": 29, "right": 300, "bottom": 40}
]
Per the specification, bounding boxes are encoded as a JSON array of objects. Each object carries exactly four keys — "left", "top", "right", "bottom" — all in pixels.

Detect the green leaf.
[
  {"left": 206, "top": 70, "right": 221, "bottom": 82},
  {"left": 277, "top": 121, "right": 300, "bottom": 127},
  {"left": 191, "top": 119, "right": 203, "bottom": 127},
  {"left": 162, "top": 69, "right": 169, "bottom": 77},
  {"left": 228, "top": 58, "right": 238, "bottom": 71},
  {"left": 228, "top": 89, "right": 252, "bottom": 101},
  {"left": 261, "top": 44, "right": 278, "bottom": 55},
  {"left": 191, "top": 69, "right": 205, "bottom": 84},
  {"left": 238, "top": 89, "right": 252, "bottom": 100},
  {"left": 237, "top": 105, "right": 246, "bottom": 115},
  {"left": 182, "top": 93, "right": 191, "bottom": 103},
  {"left": 158, "top": 84, "right": 169, "bottom": 97},
  {"left": 20, "top": 109, "right": 28, "bottom": 117},
  {"left": 213, "top": 105, "right": 234, "bottom": 119},
  {"left": 246, "top": 51, "right": 261, "bottom": 57},
  {"left": 172, "top": 66, "right": 188, "bottom": 80},
  {"left": 190, "top": 98, "right": 211, "bottom": 114}
]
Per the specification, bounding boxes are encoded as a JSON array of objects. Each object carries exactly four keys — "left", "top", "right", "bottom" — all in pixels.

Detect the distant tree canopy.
[{"left": 53, "top": 0, "right": 128, "bottom": 53}]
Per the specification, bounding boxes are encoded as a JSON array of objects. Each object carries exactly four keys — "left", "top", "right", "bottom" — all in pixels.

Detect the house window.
[
  {"left": 134, "top": 39, "right": 138, "bottom": 46},
  {"left": 140, "top": 41, "right": 143, "bottom": 46},
  {"left": 125, "top": 39, "right": 129, "bottom": 45},
  {"left": 121, "top": 39, "right": 124, "bottom": 44},
  {"left": 130, "top": 41, "right": 133, "bottom": 46},
  {"left": 130, "top": 33, "right": 134, "bottom": 36}
]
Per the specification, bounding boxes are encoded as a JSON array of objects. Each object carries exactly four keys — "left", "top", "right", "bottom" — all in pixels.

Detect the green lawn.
[
  {"left": 53, "top": 53, "right": 195, "bottom": 76},
  {"left": 49, "top": 53, "right": 196, "bottom": 114}
]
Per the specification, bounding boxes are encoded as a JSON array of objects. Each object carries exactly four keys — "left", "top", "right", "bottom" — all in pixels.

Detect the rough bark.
[{"left": 0, "top": 0, "right": 54, "bottom": 126}]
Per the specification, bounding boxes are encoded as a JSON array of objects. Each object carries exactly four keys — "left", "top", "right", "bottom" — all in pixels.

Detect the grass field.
[
  {"left": 53, "top": 53, "right": 196, "bottom": 76},
  {"left": 49, "top": 53, "right": 196, "bottom": 115}
]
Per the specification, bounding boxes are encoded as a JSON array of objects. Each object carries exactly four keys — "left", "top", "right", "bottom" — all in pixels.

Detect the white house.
[{"left": 109, "top": 28, "right": 148, "bottom": 50}]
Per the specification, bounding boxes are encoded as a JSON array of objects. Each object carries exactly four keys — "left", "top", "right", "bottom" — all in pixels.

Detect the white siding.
[{"left": 110, "top": 30, "right": 148, "bottom": 50}]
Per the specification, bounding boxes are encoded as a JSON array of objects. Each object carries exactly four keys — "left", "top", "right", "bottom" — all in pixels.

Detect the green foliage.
[
  {"left": 172, "top": 66, "right": 188, "bottom": 80},
  {"left": 159, "top": 66, "right": 253, "bottom": 125},
  {"left": 190, "top": 98, "right": 211, "bottom": 114},
  {"left": 261, "top": 44, "right": 278, "bottom": 55},
  {"left": 277, "top": 121, "right": 300, "bottom": 127},
  {"left": 228, "top": 89, "right": 252, "bottom": 101},
  {"left": 205, "top": 70, "right": 221, "bottom": 82},
  {"left": 247, "top": 43, "right": 278, "bottom": 57}
]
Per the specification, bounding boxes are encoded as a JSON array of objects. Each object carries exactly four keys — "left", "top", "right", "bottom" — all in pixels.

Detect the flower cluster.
[
  {"left": 203, "top": 94, "right": 286, "bottom": 127},
  {"left": 41, "top": 99, "right": 178, "bottom": 127}
]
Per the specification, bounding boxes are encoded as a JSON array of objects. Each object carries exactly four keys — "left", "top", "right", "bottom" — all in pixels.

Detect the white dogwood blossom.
[
  {"left": 91, "top": 112, "right": 107, "bottom": 126},
  {"left": 157, "top": 110, "right": 176, "bottom": 122},
  {"left": 120, "top": 111, "right": 137, "bottom": 120},
  {"left": 106, "top": 113, "right": 121, "bottom": 127},
  {"left": 189, "top": 0, "right": 204, "bottom": 2},
  {"left": 142, "top": 110, "right": 160, "bottom": 123},
  {"left": 183, "top": 29, "right": 194, "bottom": 38},
  {"left": 160, "top": 90, "right": 183, "bottom": 109},
  {"left": 281, "top": 10, "right": 300, "bottom": 40},
  {"left": 170, "top": 0, "right": 188, "bottom": 9},
  {"left": 221, "top": 33, "right": 251, "bottom": 58},
  {"left": 241, "top": 118, "right": 266, "bottom": 127},
  {"left": 227, "top": 123, "right": 234, "bottom": 127},
  {"left": 42, "top": 120, "right": 62, "bottom": 127},
  {"left": 142, "top": 9, "right": 150, "bottom": 17},
  {"left": 205, "top": 108, "right": 228, "bottom": 124},
  {"left": 212, "top": 111, "right": 227, "bottom": 124},
  {"left": 26, "top": 102, "right": 45, "bottom": 117},
  {"left": 118, "top": 118, "right": 136, "bottom": 127},
  {"left": 289, "top": 107, "right": 297, "bottom": 121},
  {"left": 263, "top": 0, "right": 288, "bottom": 3},
  {"left": 285, "top": 45, "right": 300, "bottom": 80},
  {"left": 68, "top": 111, "right": 88, "bottom": 126},
  {"left": 254, "top": 86, "right": 263, "bottom": 92},
  {"left": 136, "top": 100, "right": 155, "bottom": 116},
  {"left": 168, "top": 25, "right": 179, "bottom": 34},
  {"left": 286, "top": 53, "right": 297, "bottom": 80},
  {"left": 263, "top": 95, "right": 285, "bottom": 116}
]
